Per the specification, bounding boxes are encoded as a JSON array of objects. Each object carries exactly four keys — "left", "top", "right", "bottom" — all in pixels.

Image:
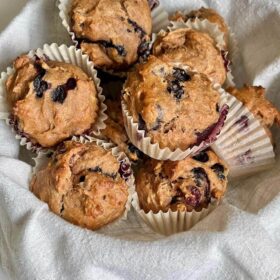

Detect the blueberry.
[
  {"left": 39, "top": 80, "right": 49, "bottom": 91},
  {"left": 33, "top": 75, "right": 42, "bottom": 90},
  {"left": 98, "top": 40, "right": 127, "bottom": 56},
  {"left": 33, "top": 73, "right": 49, "bottom": 98},
  {"left": 173, "top": 68, "right": 191, "bottom": 82},
  {"left": 79, "top": 175, "right": 85, "bottom": 182},
  {"left": 138, "top": 40, "right": 151, "bottom": 60},
  {"left": 211, "top": 163, "right": 225, "bottom": 180},
  {"left": 192, "top": 150, "right": 209, "bottom": 163},
  {"left": 52, "top": 86, "right": 67, "bottom": 103},
  {"left": 167, "top": 80, "right": 184, "bottom": 100},
  {"left": 66, "top": 78, "right": 77, "bottom": 90},
  {"left": 192, "top": 167, "right": 211, "bottom": 203}
]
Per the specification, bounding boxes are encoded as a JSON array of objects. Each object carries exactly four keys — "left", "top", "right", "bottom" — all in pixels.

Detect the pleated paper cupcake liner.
[
  {"left": 131, "top": 192, "right": 220, "bottom": 235},
  {"left": 168, "top": 19, "right": 237, "bottom": 88},
  {"left": 210, "top": 98, "right": 276, "bottom": 178},
  {"left": 57, "top": 0, "right": 169, "bottom": 76},
  {"left": 32, "top": 136, "right": 135, "bottom": 226},
  {"left": 122, "top": 79, "right": 229, "bottom": 161},
  {"left": 0, "top": 43, "right": 107, "bottom": 153}
]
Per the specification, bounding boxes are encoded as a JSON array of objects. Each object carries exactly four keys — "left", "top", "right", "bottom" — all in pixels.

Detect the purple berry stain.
[
  {"left": 196, "top": 104, "right": 229, "bottom": 145},
  {"left": 234, "top": 115, "right": 249, "bottom": 132}
]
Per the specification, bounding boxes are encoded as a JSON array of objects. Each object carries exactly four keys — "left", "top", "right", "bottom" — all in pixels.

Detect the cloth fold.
[{"left": 0, "top": 0, "right": 280, "bottom": 279}]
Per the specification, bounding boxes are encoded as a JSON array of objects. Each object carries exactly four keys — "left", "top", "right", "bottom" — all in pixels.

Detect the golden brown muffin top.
[
  {"left": 227, "top": 85, "right": 280, "bottom": 128},
  {"left": 70, "top": 0, "right": 152, "bottom": 70},
  {"left": 123, "top": 56, "right": 221, "bottom": 150},
  {"left": 170, "top": 7, "right": 229, "bottom": 49},
  {"left": 152, "top": 28, "right": 227, "bottom": 85},
  {"left": 136, "top": 149, "right": 228, "bottom": 213},
  {"left": 30, "top": 141, "right": 130, "bottom": 230},
  {"left": 6, "top": 55, "right": 98, "bottom": 148}
]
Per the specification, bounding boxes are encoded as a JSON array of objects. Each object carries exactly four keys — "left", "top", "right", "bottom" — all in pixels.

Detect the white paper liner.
[
  {"left": 210, "top": 97, "right": 276, "bottom": 178},
  {"left": 57, "top": 0, "right": 169, "bottom": 76},
  {"left": 122, "top": 77, "right": 229, "bottom": 161},
  {"left": 32, "top": 136, "right": 135, "bottom": 229},
  {"left": 168, "top": 19, "right": 237, "bottom": 88},
  {"left": 132, "top": 192, "right": 220, "bottom": 235},
  {"left": 0, "top": 43, "right": 107, "bottom": 153}
]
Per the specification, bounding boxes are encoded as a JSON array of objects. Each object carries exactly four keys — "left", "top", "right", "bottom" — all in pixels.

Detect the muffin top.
[
  {"left": 136, "top": 149, "right": 228, "bottom": 213},
  {"left": 123, "top": 56, "right": 221, "bottom": 151},
  {"left": 152, "top": 28, "right": 226, "bottom": 85},
  {"left": 170, "top": 7, "right": 229, "bottom": 49},
  {"left": 70, "top": 0, "right": 152, "bottom": 70},
  {"left": 227, "top": 85, "right": 280, "bottom": 128},
  {"left": 5, "top": 55, "right": 98, "bottom": 148},
  {"left": 30, "top": 141, "right": 130, "bottom": 230}
]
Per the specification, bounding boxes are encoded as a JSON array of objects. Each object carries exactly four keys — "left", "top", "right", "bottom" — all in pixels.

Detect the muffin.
[
  {"left": 99, "top": 98, "right": 143, "bottom": 162},
  {"left": 70, "top": 0, "right": 152, "bottom": 71},
  {"left": 6, "top": 55, "right": 99, "bottom": 148},
  {"left": 227, "top": 85, "right": 280, "bottom": 140},
  {"left": 170, "top": 7, "right": 229, "bottom": 49},
  {"left": 136, "top": 149, "right": 228, "bottom": 213},
  {"left": 123, "top": 56, "right": 227, "bottom": 151},
  {"left": 30, "top": 141, "right": 131, "bottom": 230},
  {"left": 152, "top": 28, "right": 227, "bottom": 85}
]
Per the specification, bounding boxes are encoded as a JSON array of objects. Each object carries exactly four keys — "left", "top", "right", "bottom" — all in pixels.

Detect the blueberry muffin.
[
  {"left": 123, "top": 56, "right": 227, "bottom": 151},
  {"left": 70, "top": 0, "right": 152, "bottom": 71},
  {"left": 99, "top": 98, "right": 143, "bottom": 162},
  {"left": 152, "top": 28, "right": 227, "bottom": 85},
  {"left": 30, "top": 141, "right": 131, "bottom": 230},
  {"left": 170, "top": 7, "right": 229, "bottom": 49},
  {"left": 136, "top": 149, "right": 228, "bottom": 212},
  {"left": 227, "top": 85, "right": 280, "bottom": 140},
  {"left": 6, "top": 55, "right": 99, "bottom": 148}
]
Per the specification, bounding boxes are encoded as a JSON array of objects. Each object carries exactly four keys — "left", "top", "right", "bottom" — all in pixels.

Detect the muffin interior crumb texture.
[
  {"left": 70, "top": 0, "right": 152, "bottom": 70},
  {"left": 30, "top": 141, "right": 129, "bottom": 230},
  {"left": 5, "top": 55, "right": 98, "bottom": 148},
  {"left": 136, "top": 149, "right": 228, "bottom": 213}
]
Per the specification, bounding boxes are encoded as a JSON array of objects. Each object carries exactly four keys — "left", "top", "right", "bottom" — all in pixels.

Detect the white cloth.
[{"left": 0, "top": 0, "right": 280, "bottom": 279}]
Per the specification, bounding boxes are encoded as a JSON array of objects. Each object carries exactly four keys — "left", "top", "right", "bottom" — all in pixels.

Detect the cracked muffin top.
[
  {"left": 152, "top": 28, "right": 227, "bottom": 85},
  {"left": 136, "top": 149, "right": 228, "bottom": 213},
  {"left": 5, "top": 55, "right": 99, "bottom": 148},
  {"left": 170, "top": 7, "right": 229, "bottom": 49},
  {"left": 30, "top": 141, "right": 130, "bottom": 230},
  {"left": 70, "top": 0, "right": 152, "bottom": 71},
  {"left": 227, "top": 85, "right": 280, "bottom": 140},
  {"left": 123, "top": 56, "right": 223, "bottom": 151}
]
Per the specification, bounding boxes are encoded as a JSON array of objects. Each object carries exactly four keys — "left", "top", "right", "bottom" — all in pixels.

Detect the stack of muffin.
[{"left": 3, "top": 0, "right": 280, "bottom": 232}]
